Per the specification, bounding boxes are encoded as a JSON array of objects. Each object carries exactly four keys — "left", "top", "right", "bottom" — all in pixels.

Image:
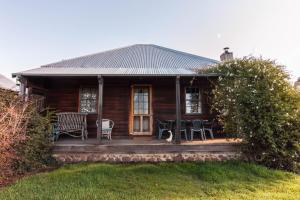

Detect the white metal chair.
[{"left": 96, "top": 119, "right": 114, "bottom": 140}]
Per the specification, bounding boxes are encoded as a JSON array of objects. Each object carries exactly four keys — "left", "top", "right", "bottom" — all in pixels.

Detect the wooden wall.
[{"left": 28, "top": 76, "right": 216, "bottom": 138}]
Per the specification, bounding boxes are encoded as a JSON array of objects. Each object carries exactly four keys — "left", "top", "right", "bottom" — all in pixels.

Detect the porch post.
[
  {"left": 175, "top": 75, "right": 181, "bottom": 144},
  {"left": 19, "top": 76, "right": 27, "bottom": 101},
  {"left": 97, "top": 75, "right": 103, "bottom": 141}
]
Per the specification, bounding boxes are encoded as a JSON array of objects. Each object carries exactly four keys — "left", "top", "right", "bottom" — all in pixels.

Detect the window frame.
[
  {"left": 184, "top": 86, "right": 203, "bottom": 115},
  {"left": 78, "top": 87, "right": 98, "bottom": 114}
]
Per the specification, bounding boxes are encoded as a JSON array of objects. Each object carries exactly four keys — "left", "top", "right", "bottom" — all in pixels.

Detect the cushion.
[{"left": 102, "top": 120, "right": 110, "bottom": 129}]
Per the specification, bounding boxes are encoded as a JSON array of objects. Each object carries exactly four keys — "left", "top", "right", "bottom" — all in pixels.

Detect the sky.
[{"left": 0, "top": 0, "right": 300, "bottom": 81}]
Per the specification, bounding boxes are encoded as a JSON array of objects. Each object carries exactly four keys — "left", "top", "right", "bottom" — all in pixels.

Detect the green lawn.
[{"left": 1, "top": 161, "right": 299, "bottom": 200}]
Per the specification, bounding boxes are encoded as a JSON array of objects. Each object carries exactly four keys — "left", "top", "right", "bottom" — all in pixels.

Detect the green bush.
[
  {"left": 0, "top": 89, "right": 56, "bottom": 178},
  {"left": 203, "top": 58, "right": 300, "bottom": 172},
  {"left": 0, "top": 89, "right": 27, "bottom": 178},
  {"left": 15, "top": 108, "right": 56, "bottom": 173}
]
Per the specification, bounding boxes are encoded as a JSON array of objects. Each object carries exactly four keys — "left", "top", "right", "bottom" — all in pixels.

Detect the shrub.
[
  {"left": 0, "top": 89, "right": 55, "bottom": 179},
  {"left": 203, "top": 58, "right": 300, "bottom": 172},
  {"left": 15, "top": 108, "right": 56, "bottom": 173},
  {"left": 0, "top": 89, "right": 28, "bottom": 177}
]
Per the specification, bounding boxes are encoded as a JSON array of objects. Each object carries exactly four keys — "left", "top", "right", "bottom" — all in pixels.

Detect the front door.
[{"left": 130, "top": 85, "right": 152, "bottom": 135}]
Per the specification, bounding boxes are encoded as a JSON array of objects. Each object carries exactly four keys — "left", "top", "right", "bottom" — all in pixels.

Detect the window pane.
[
  {"left": 136, "top": 88, "right": 143, "bottom": 94},
  {"left": 186, "top": 106, "right": 192, "bottom": 114},
  {"left": 90, "top": 100, "right": 96, "bottom": 113},
  {"left": 134, "top": 87, "right": 149, "bottom": 115},
  {"left": 143, "top": 104, "right": 149, "bottom": 114},
  {"left": 138, "top": 103, "right": 143, "bottom": 114},
  {"left": 80, "top": 88, "right": 97, "bottom": 113},
  {"left": 191, "top": 93, "right": 199, "bottom": 100},
  {"left": 134, "top": 102, "right": 138, "bottom": 107},
  {"left": 86, "top": 92, "right": 91, "bottom": 98},
  {"left": 138, "top": 95, "right": 143, "bottom": 102},
  {"left": 191, "top": 103, "right": 199, "bottom": 113},
  {"left": 186, "top": 87, "right": 192, "bottom": 93},
  {"left": 186, "top": 100, "right": 191, "bottom": 107},
  {"left": 143, "top": 116, "right": 150, "bottom": 132},
  {"left": 186, "top": 93, "right": 192, "bottom": 100},
  {"left": 134, "top": 116, "right": 140, "bottom": 132},
  {"left": 185, "top": 87, "right": 201, "bottom": 114}
]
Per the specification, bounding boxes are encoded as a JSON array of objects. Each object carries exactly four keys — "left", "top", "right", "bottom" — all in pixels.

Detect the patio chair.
[
  {"left": 55, "top": 112, "right": 88, "bottom": 141},
  {"left": 203, "top": 119, "right": 215, "bottom": 139},
  {"left": 191, "top": 120, "right": 206, "bottom": 141},
  {"left": 52, "top": 123, "right": 59, "bottom": 142},
  {"left": 180, "top": 120, "right": 188, "bottom": 140},
  {"left": 96, "top": 119, "right": 114, "bottom": 140},
  {"left": 157, "top": 120, "right": 170, "bottom": 139}
]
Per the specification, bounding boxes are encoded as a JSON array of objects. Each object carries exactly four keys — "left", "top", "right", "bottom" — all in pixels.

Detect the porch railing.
[{"left": 29, "top": 94, "right": 46, "bottom": 112}]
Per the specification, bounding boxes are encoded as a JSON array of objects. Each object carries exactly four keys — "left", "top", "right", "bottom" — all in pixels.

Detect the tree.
[{"left": 203, "top": 58, "right": 300, "bottom": 172}]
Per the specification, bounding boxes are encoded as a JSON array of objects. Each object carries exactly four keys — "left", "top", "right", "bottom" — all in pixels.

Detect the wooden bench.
[{"left": 54, "top": 112, "right": 88, "bottom": 141}]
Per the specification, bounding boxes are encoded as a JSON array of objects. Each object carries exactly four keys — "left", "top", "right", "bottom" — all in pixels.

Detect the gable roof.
[
  {"left": 0, "top": 74, "right": 17, "bottom": 91},
  {"left": 13, "top": 44, "right": 219, "bottom": 77}
]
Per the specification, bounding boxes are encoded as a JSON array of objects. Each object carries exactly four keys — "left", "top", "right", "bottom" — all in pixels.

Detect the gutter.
[{"left": 12, "top": 73, "right": 220, "bottom": 78}]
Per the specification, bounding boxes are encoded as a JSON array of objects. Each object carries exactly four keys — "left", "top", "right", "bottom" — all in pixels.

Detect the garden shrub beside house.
[
  {"left": 0, "top": 89, "right": 55, "bottom": 183},
  {"left": 203, "top": 58, "right": 300, "bottom": 172}
]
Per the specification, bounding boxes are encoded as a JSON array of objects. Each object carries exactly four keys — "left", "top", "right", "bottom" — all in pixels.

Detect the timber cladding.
[{"left": 28, "top": 76, "right": 216, "bottom": 138}]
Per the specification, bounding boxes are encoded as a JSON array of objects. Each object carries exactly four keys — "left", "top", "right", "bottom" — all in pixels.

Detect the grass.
[{"left": 0, "top": 161, "right": 299, "bottom": 200}]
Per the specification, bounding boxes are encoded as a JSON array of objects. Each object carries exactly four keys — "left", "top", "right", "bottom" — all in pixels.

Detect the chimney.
[{"left": 220, "top": 47, "right": 233, "bottom": 62}]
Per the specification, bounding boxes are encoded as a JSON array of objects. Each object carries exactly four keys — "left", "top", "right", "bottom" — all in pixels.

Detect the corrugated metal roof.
[
  {"left": 0, "top": 74, "right": 17, "bottom": 91},
  {"left": 13, "top": 44, "right": 219, "bottom": 77}
]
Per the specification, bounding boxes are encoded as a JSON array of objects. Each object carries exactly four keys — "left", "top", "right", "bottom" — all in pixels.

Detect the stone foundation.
[{"left": 53, "top": 152, "right": 241, "bottom": 163}]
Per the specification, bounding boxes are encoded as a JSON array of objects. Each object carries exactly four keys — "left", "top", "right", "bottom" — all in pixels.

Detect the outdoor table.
[
  {"left": 164, "top": 119, "right": 210, "bottom": 140},
  {"left": 164, "top": 120, "right": 190, "bottom": 140},
  {"left": 165, "top": 120, "right": 175, "bottom": 130},
  {"left": 202, "top": 120, "right": 211, "bottom": 126}
]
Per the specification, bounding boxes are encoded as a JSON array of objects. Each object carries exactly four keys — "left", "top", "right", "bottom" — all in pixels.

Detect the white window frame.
[
  {"left": 79, "top": 87, "right": 97, "bottom": 113},
  {"left": 185, "top": 87, "right": 202, "bottom": 114}
]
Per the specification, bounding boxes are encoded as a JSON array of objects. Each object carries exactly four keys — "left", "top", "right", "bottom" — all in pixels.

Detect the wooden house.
[{"left": 13, "top": 44, "right": 221, "bottom": 144}]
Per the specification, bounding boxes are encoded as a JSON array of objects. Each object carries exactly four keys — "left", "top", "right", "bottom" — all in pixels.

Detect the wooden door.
[{"left": 130, "top": 85, "right": 152, "bottom": 135}]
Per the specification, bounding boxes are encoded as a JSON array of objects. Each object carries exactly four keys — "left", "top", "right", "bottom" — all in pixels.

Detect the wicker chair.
[
  {"left": 55, "top": 112, "right": 88, "bottom": 141},
  {"left": 96, "top": 119, "right": 114, "bottom": 140}
]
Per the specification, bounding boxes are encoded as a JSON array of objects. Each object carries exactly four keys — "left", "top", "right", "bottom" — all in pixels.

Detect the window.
[
  {"left": 79, "top": 88, "right": 97, "bottom": 113},
  {"left": 185, "top": 87, "right": 202, "bottom": 114},
  {"left": 133, "top": 87, "right": 149, "bottom": 115}
]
